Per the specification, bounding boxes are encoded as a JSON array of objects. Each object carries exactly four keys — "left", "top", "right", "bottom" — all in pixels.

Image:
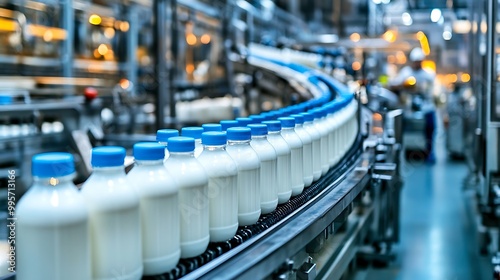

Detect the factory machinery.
[
  {"left": 0, "top": 1, "right": 403, "bottom": 279},
  {"left": 0, "top": 52, "right": 404, "bottom": 280}
]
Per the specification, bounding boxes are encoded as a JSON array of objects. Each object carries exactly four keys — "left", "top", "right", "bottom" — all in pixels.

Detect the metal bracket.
[{"left": 372, "top": 163, "right": 396, "bottom": 181}]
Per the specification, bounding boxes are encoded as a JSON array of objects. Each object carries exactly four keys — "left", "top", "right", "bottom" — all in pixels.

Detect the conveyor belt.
[{"left": 144, "top": 133, "right": 365, "bottom": 280}]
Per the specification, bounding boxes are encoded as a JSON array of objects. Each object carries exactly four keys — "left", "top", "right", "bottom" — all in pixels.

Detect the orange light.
[
  {"left": 352, "top": 61, "right": 361, "bottom": 71},
  {"left": 120, "top": 21, "right": 130, "bottom": 32},
  {"left": 382, "top": 30, "right": 397, "bottom": 43},
  {"left": 186, "top": 33, "right": 197, "bottom": 45},
  {"left": 43, "top": 30, "right": 53, "bottom": 42},
  {"left": 104, "top": 27, "right": 115, "bottom": 39},
  {"left": 461, "top": 73, "right": 470, "bottom": 82},
  {"left": 200, "top": 34, "right": 211, "bottom": 44},
  {"left": 0, "top": 18, "right": 18, "bottom": 32},
  {"left": 97, "top": 44, "right": 108, "bottom": 55},
  {"left": 395, "top": 51, "right": 407, "bottom": 64},
  {"left": 450, "top": 74, "right": 458, "bottom": 83},
  {"left": 186, "top": 64, "right": 195, "bottom": 74},
  {"left": 373, "top": 113, "right": 383, "bottom": 121},
  {"left": 104, "top": 49, "right": 114, "bottom": 60},
  {"left": 417, "top": 31, "right": 431, "bottom": 55},
  {"left": 27, "top": 25, "right": 67, "bottom": 41},
  {"left": 350, "top": 33, "right": 361, "bottom": 43},
  {"left": 406, "top": 76, "right": 416, "bottom": 86},
  {"left": 89, "top": 14, "right": 102, "bottom": 25},
  {"left": 422, "top": 60, "right": 436, "bottom": 73},
  {"left": 119, "top": 79, "right": 130, "bottom": 89},
  {"left": 93, "top": 49, "right": 101, "bottom": 58}
]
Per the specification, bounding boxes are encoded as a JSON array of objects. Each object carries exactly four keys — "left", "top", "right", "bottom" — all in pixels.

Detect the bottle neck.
[
  {"left": 251, "top": 135, "right": 267, "bottom": 140},
  {"left": 295, "top": 123, "right": 304, "bottom": 128},
  {"left": 268, "top": 130, "right": 281, "bottom": 135},
  {"left": 135, "top": 159, "right": 164, "bottom": 166},
  {"left": 282, "top": 127, "right": 294, "bottom": 131},
  {"left": 227, "top": 139, "right": 251, "bottom": 146},
  {"left": 92, "top": 165, "right": 126, "bottom": 174},
  {"left": 203, "top": 144, "right": 226, "bottom": 151},
  {"left": 169, "top": 151, "right": 195, "bottom": 158},
  {"left": 33, "top": 173, "right": 75, "bottom": 187}
]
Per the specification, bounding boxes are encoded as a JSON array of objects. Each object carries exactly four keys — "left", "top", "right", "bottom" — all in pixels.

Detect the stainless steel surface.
[
  {"left": 319, "top": 206, "right": 374, "bottom": 280},
  {"left": 184, "top": 150, "right": 373, "bottom": 280}
]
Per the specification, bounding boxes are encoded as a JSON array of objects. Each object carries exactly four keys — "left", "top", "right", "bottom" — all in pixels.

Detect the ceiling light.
[
  {"left": 350, "top": 33, "right": 361, "bottom": 42},
  {"left": 402, "top": 13, "right": 413, "bottom": 26},
  {"left": 443, "top": 30, "right": 452, "bottom": 40},
  {"left": 89, "top": 14, "right": 101, "bottom": 26},
  {"left": 453, "top": 20, "right": 471, "bottom": 34},
  {"left": 443, "top": 25, "right": 452, "bottom": 40},
  {"left": 372, "top": 0, "right": 382, "bottom": 4},
  {"left": 430, "top": 9, "right": 441, "bottom": 23}
]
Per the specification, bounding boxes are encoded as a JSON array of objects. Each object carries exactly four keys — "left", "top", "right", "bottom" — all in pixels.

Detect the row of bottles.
[{"left": 16, "top": 96, "right": 358, "bottom": 279}]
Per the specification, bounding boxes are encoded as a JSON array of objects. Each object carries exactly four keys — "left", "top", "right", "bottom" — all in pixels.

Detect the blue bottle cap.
[
  {"left": 262, "top": 120, "right": 281, "bottom": 132},
  {"left": 226, "top": 127, "right": 252, "bottom": 141},
  {"left": 296, "top": 103, "right": 306, "bottom": 113},
  {"left": 236, "top": 117, "right": 253, "bottom": 127},
  {"left": 91, "top": 146, "right": 126, "bottom": 167},
  {"left": 260, "top": 112, "right": 273, "bottom": 122},
  {"left": 0, "top": 95, "right": 13, "bottom": 105},
  {"left": 247, "top": 124, "right": 268, "bottom": 136},
  {"left": 201, "top": 131, "right": 227, "bottom": 145},
  {"left": 309, "top": 109, "right": 321, "bottom": 119},
  {"left": 278, "top": 117, "right": 295, "bottom": 128},
  {"left": 318, "top": 107, "right": 328, "bottom": 117},
  {"left": 202, "top": 123, "right": 222, "bottom": 132},
  {"left": 300, "top": 112, "right": 314, "bottom": 122},
  {"left": 32, "top": 152, "right": 75, "bottom": 177},
  {"left": 220, "top": 120, "right": 239, "bottom": 131},
  {"left": 249, "top": 115, "right": 264, "bottom": 123},
  {"left": 290, "top": 114, "right": 304, "bottom": 124},
  {"left": 133, "top": 142, "right": 165, "bottom": 161},
  {"left": 156, "top": 129, "right": 179, "bottom": 142},
  {"left": 181, "top": 127, "right": 203, "bottom": 139},
  {"left": 273, "top": 111, "right": 285, "bottom": 119},
  {"left": 167, "top": 137, "right": 195, "bottom": 153}
]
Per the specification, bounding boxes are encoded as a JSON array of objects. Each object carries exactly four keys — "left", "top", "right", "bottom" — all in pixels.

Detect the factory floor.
[{"left": 355, "top": 121, "right": 490, "bottom": 279}]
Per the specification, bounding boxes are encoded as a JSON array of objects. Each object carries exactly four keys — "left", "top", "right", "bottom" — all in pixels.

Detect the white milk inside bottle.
[
  {"left": 17, "top": 153, "right": 90, "bottom": 280},
  {"left": 262, "top": 120, "right": 292, "bottom": 204},
  {"left": 278, "top": 117, "right": 304, "bottom": 196},
  {"left": 289, "top": 114, "right": 313, "bottom": 187},
  {"left": 127, "top": 142, "right": 180, "bottom": 275},
  {"left": 197, "top": 131, "right": 238, "bottom": 242},
  {"left": 248, "top": 124, "right": 279, "bottom": 214},
  {"left": 337, "top": 101, "right": 347, "bottom": 155},
  {"left": 181, "top": 127, "right": 204, "bottom": 158},
  {"left": 164, "top": 137, "right": 209, "bottom": 258},
  {"left": 310, "top": 108, "right": 330, "bottom": 176},
  {"left": 225, "top": 127, "right": 261, "bottom": 225},
  {"left": 325, "top": 103, "right": 341, "bottom": 165},
  {"left": 156, "top": 128, "right": 179, "bottom": 160},
  {"left": 202, "top": 123, "right": 222, "bottom": 132},
  {"left": 80, "top": 146, "right": 143, "bottom": 280},
  {"left": 300, "top": 112, "right": 322, "bottom": 181},
  {"left": 348, "top": 98, "right": 359, "bottom": 147},
  {"left": 321, "top": 104, "right": 336, "bottom": 168}
]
